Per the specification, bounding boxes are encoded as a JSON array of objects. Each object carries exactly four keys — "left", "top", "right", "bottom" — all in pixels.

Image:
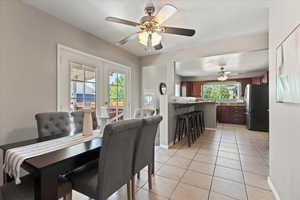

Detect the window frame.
[
  {"left": 70, "top": 62, "right": 97, "bottom": 111},
  {"left": 202, "top": 81, "right": 242, "bottom": 102}
]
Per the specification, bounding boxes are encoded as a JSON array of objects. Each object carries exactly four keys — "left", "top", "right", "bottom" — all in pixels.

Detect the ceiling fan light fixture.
[
  {"left": 218, "top": 74, "right": 228, "bottom": 81},
  {"left": 138, "top": 32, "right": 162, "bottom": 47}
]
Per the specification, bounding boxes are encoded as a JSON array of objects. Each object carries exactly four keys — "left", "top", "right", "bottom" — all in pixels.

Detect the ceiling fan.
[
  {"left": 218, "top": 66, "right": 231, "bottom": 81},
  {"left": 105, "top": 3, "right": 196, "bottom": 50}
]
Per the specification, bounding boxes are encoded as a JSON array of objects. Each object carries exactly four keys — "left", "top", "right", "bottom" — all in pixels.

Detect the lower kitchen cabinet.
[{"left": 217, "top": 105, "right": 246, "bottom": 125}]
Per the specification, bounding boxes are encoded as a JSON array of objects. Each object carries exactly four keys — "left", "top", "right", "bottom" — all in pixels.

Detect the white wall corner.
[{"left": 268, "top": 176, "right": 281, "bottom": 200}]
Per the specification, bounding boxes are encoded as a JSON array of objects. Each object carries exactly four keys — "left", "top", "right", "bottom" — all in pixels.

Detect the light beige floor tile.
[
  {"left": 188, "top": 160, "right": 215, "bottom": 175},
  {"left": 72, "top": 191, "right": 89, "bottom": 200},
  {"left": 135, "top": 171, "right": 149, "bottom": 187},
  {"left": 135, "top": 189, "right": 168, "bottom": 200},
  {"left": 242, "top": 163, "right": 269, "bottom": 176},
  {"left": 142, "top": 175, "right": 178, "bottom": 198},
  {"left": 166, "top": 156, "right": 192, "bottom": 169},
  {"left": 219, "top": 147, "right": 239, "bottom": 154},
  {"left": 214, "top": 166, "right": 244, "bottom": 183},
  {"left": 209, "top": 192, "right": 237, "bottom": 200},
  {"left": 216, "top": 157, "right": 242, "bottom": 170},
  {"left": 211, "top": 177, "right": 247, "bottom": 200},
  {"left": 247, "top": 185, "right": 275, "bottom": 200},
  {"left": 107, "top": 185, "right": 128, "bottom": 200},
  {"left": 156, "top": 165, "right": 186, "bottom": 180},
  {"left": 170, "top": 183, "right": 209, "bottom": 200},
  {"left": 155, "top": 153, "right": 171, "bottom": 163},
  {"left": 194, "top": 154, "right": 217, "bottom": 164},
  {"left": 174, "top": 150, "right": 197, "bottom": 159},
  {"left": 180, "top": 170, "right": 212, "bottom": 190},
  {"left": 244, "top": 172, "right": 270, "bottom": 190},
  {"left": 220, "top": 143, "right": 238, "bottom": 149},
  {"left": 197, "top": 148, "right": 219, "bottom": 156},
  {"left": 218, "top": 151, "right": 240, "bottom": 161}
]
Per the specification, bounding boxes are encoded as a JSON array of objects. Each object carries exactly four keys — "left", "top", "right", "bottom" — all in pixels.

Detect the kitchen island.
[{"left": 159, "top": 96, "right": 217, "bottom": 148}]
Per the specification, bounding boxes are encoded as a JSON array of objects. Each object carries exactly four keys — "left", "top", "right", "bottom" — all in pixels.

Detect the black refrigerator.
[{"left": 245, "top": 84, "right": 269, "bottom": 132}]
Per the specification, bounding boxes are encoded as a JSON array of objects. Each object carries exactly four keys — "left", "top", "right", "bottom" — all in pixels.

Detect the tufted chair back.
[
  {"left": 134, "top": 108, "right": 156, "bottom": 119},
  {"left": 35, "top": 112, "right": 71, "bottom": 138},
  {"left": 70, "top": 111, "right": 98, "bottom": 133}
]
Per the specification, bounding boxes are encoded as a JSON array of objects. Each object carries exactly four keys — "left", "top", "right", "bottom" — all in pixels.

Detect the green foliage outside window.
[
  {"left": 202, "top": 83, "right": 241, "bottom": 102},
  {"left": 109, "top": 73, "right": 125, "bottom": 104}
]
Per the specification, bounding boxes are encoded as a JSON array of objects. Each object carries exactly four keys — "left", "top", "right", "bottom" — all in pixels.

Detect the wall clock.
[{"left": 159, "top": 82, "right": 167, "bottom": 95}]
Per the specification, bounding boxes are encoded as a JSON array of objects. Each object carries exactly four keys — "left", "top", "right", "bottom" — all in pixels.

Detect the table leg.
[{"left": 34, "top": 169, "right": 58, "bottom": 200}]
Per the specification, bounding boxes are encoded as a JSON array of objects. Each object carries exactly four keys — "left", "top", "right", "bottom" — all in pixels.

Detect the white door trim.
[{"left": 57, "top": 44, "right": 132, "bottom": 113}]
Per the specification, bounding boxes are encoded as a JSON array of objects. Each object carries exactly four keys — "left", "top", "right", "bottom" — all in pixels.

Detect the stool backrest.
[
  {"left": 71, "top": 111, "right": 98, "bottom": 133},
  {"left": 133, "top": 116, "right": 163, "bottom": 174},
  {"left": 35, "top": 112, "right": 71, "bottom": 138},
  {"left": 97, "top": 119, "right": 143, "bottom": 200}
]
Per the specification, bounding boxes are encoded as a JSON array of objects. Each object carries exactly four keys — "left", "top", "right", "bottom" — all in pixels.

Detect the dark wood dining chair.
[
  {"left": 70, "top": 111, "right": 98, "bottom": 133},
  {"left": 35, "top": 112, "right": 71, "bottom": 138},
  {"left": 67, "top": 119, "right": 143, "bottom": 200},
  {"left": 132, "top": 116, "right": 163, "bottom": 200},
  {"left": 0, "top": 175, "right": 72, "bottom": 200}
]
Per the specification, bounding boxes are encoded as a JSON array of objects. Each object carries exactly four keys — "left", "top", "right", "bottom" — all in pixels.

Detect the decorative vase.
[
  {"left": 83, "top": 110, "right": 93, "bottom": 136},
  {"left": 99, "top": 106, "right": 110, "bottom": 134}
]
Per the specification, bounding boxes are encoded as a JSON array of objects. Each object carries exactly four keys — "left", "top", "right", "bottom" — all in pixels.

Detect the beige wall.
[
  {"left": 0, "top": 0, "right": 140, "bottom": 145},
  {"left": 269, "top": 0, "right": 300, "bottom": 199}
]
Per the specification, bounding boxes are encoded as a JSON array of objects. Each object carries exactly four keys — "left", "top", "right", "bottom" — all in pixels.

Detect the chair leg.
[
  {"left": 63, "top": 192, "right": 72, "bottom": 200},
  {"left": 148, "top": 165, "right": 152, "bottom": 190},
  {"left": 127, "top": 180, "right": 132, "bottom": 200},
  {"left": 152, "top": 145, "right": 155, "bottom": 175},
  {"left": 137, "top": 171, "right": 140, "bottom": 179},
  {"left": 131, "top": 177, "right": 135, "bottom": 200}
]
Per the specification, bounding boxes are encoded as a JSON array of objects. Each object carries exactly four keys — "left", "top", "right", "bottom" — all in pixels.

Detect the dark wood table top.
[{"left": 0, "top": 133, "right": 103, "bottom": 169}]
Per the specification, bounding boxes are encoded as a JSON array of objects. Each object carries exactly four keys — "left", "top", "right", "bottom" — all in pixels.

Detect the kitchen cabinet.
[{"left": 217, "top": 105, "right": 246, "bottom": 124}]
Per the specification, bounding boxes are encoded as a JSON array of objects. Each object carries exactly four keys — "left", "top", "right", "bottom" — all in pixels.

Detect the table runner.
[{"left": 3, "top": 131, "right": 101, "bottom": 184}]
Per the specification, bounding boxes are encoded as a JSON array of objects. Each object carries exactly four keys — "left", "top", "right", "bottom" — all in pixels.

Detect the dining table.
[{"left": 0, "top": 133, "right": 102, "bottom": 200}]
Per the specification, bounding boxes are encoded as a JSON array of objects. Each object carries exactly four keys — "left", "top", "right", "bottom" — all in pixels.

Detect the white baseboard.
[
  {"left": 160, "top": 144, "right": 170, "bottom": 149},
  {"left": 206, "top": 128, "right": 217, "bottom": 131},
  {"left": 268, "top": 176, "right": 281, "bottom": 200}
]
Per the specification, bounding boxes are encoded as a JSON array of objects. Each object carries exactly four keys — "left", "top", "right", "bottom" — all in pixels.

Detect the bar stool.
[
  {"left": 197, "top": 111, "right": 205, "bottom": 133},
  {"left": 174, "top": 113, "right": 193, "bottom": 147}
]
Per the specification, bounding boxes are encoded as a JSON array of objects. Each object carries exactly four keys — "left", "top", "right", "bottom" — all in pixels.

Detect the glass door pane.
[{"left": 108, "top": 72, "right": 127, "bottom": 121}]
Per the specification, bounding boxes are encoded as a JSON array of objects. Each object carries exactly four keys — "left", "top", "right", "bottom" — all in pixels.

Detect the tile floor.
[{"left": 73, "top": 124, "right": 275, "bottom": 200}]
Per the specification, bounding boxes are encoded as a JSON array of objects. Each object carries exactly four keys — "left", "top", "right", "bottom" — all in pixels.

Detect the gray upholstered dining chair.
[
  {"left": 35, "top": 112, "right": 71, "bottom": 138},
  {"left": 67, "top": 119, "right": 143, "bottom": 200},
  {"left": 70, "top": 111, "right": 98, "bottom": 133},
  {"left": 131, "top": 116, "right": 163, "bottom": 200},
  {"left": 133, "top": 108, "right": 156, "bottom": 119},
  {"left": 0, "top": 175, "right": 72, "bottom": 200}
]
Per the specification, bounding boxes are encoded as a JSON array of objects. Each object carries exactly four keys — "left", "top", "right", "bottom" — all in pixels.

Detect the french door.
[{"left": 106, "top": 68, "right": 130, "bottom": 121}]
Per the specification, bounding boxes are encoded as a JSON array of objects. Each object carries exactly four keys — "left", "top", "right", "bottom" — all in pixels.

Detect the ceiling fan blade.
[
  {"left": 154, "top": 4, "right": 177, "bottom": 24},
  {"left": 224, "top": 72, "right": 232, "bottom": 75},
  {"left": 117, "top": 32, "right": 139, "bottom": 45},
  {"left": 106, "top": 17, "right": 140, "bottom": 27},
  {"left": 162, "top": 26, "right": 196, "bottom": 36},
  {"left": 154, "top": 42, "right": 163, "bottom": 50}
]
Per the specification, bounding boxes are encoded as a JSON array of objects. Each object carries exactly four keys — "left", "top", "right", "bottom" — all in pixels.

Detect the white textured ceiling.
[
  {"left": 21, "top": 0, "right": 270, "bottom": 56},
  {"left": 176, "top": 50, "right": 269, "bottom": 78}
]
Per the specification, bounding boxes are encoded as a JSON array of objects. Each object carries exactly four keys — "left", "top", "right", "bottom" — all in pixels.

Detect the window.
[
  {"left": 108, "top": 72, "right": 126, "bottom": 120},
  {"left": 70, "top": 63, "right": 96, "bottom": 111},
  {"left": 202, "top": 82, "right": 241, "bottom": 102}
]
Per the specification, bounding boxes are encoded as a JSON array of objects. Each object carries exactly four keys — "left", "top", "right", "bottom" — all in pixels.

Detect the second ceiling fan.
[{"left": 105, "top": 3, "right": 196, "bottom": 50}]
